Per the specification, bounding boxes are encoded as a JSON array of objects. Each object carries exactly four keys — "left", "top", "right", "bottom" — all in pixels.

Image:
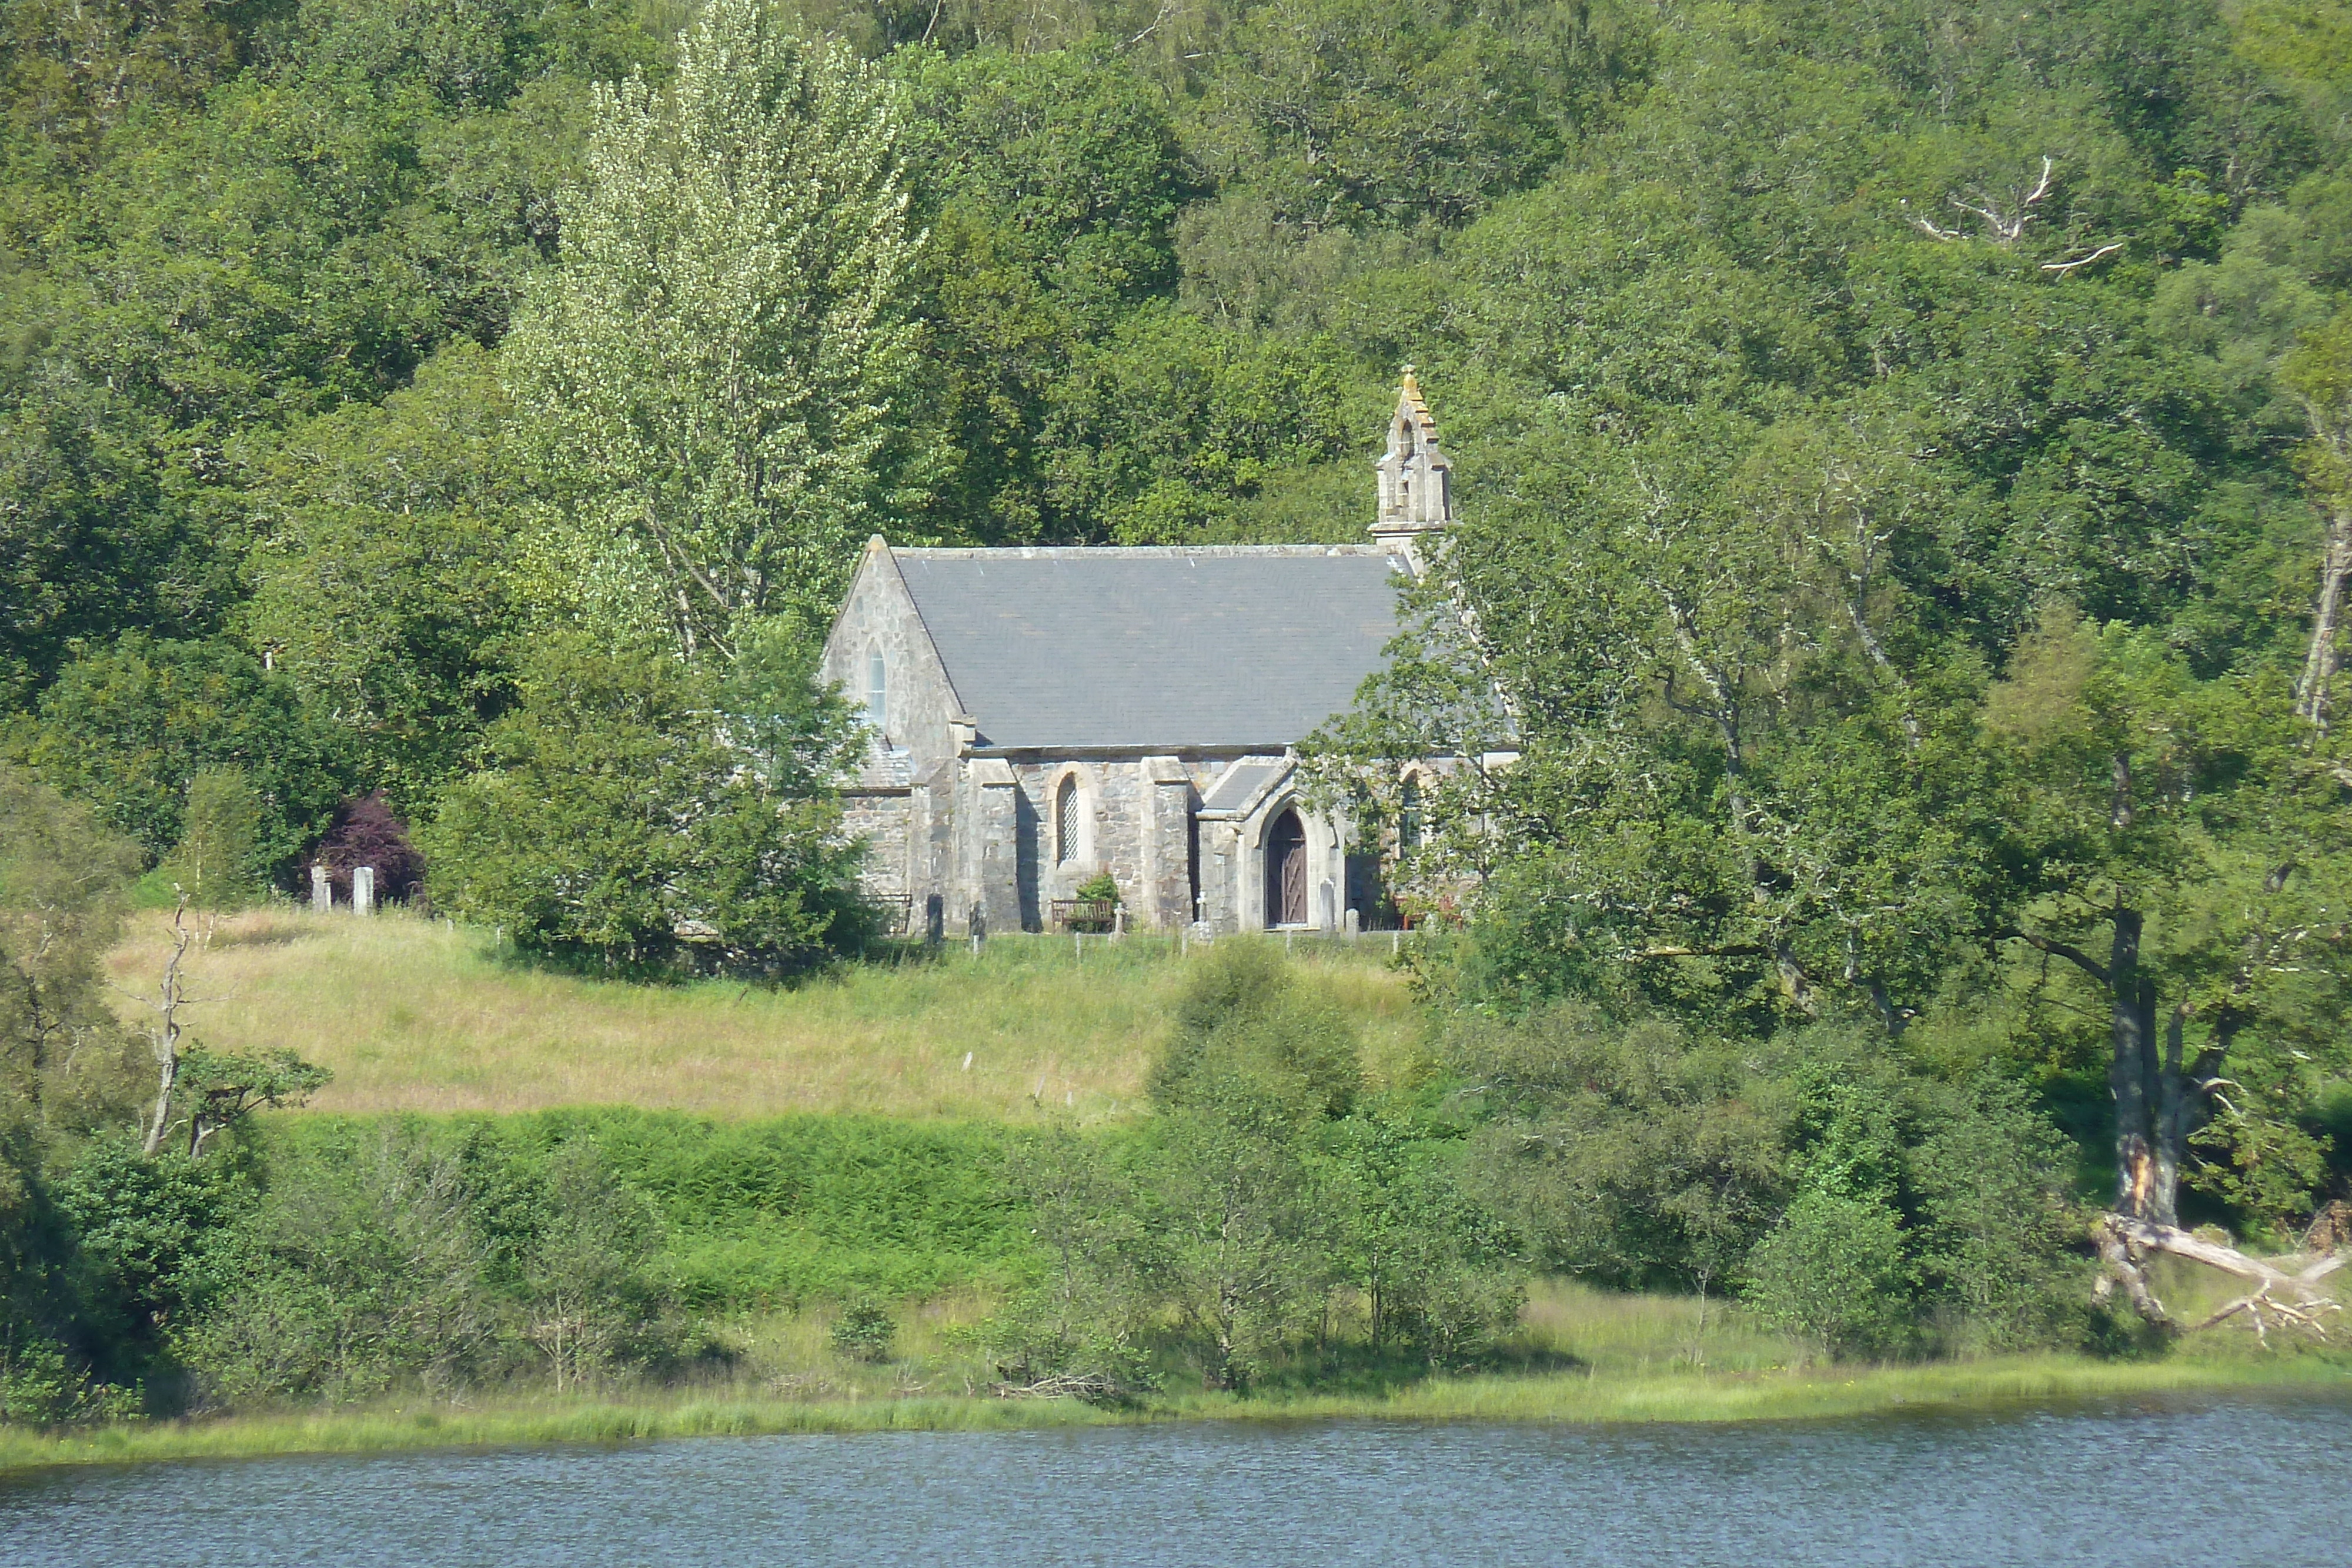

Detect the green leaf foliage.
[
  {"left": 991, "top": 951, "right": 1519, "bottom": 1393},
  {"left": 1151, "top": 940, "right": 1364, "bottom": 1121},
  {"left": 1743, "top": 1192, "right": 1917, "bottom": 1360},
  {"left": 237, "top": 341, "right": 527, "bottom": 812},
  {"left": 503, "top": 0, "right": 928, "bottom": 656},
  {"left": 0, "top": 768, "right": 146, "bottom": 1388},
  {"left": 18, "top": 634, "right": 356, "bottom": 874},
  {"left": 156, "top": 767, "right": 268, "bottom": 910},
  {"left": 1443, "top": 1005, "right": 2096, "bottom": 1357},
  {"left": 417, "top": 633, "right": 868, "bottom": 975}
]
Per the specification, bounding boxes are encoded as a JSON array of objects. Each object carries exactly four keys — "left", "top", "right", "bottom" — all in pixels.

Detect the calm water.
[{"left": 5, "top": 1395, "right": 2351, "bottom": 1567}]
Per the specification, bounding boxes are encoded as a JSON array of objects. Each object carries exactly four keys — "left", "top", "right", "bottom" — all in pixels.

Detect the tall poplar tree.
[{"left": 505, "top": 0, "right": 924, "bottom": 659}]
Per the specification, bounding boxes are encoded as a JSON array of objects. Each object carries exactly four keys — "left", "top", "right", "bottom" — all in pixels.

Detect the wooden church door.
[{"left": 1266, "top": 810, "right": 1307, "bottom": 927}]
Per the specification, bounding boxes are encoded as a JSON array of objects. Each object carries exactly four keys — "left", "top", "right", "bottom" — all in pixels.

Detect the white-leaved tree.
[{"left": 506, "top": 0, "right": 924, "bottom": 658}]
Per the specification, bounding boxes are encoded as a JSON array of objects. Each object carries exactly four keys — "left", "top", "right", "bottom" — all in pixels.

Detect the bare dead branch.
[
  {"left": 987, "top": 1372, "right": 1128, "bottom": 1403},
  {"left": 1916, "top": 156, "right": 2059, "bottom": 246},
  {"left": 2296, "top": 498, "right": 2352, "bottom": 734},
  {"left": 1635, "top": 944, "right": 1775, "bottom": 960},
  {"left": 126, "top": 895, "right": 201, "bottom": 1157},
  {"left": 1900, "top": 200, "right": 1960, "bottom": 241},
  {"left": 2023, "top": 155, "right": 2054, "bottom": 208},
  {"left": 1125, "top": 0, "right": 1174, "bottom": 47},
  {"left": 2042, "top": 242, "right": 2126, "bottom": 274}
]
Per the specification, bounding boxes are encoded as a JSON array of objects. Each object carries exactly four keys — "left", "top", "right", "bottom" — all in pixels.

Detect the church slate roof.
[{"left": 890, "top": 545, "right": 1412, "bottom": 751}]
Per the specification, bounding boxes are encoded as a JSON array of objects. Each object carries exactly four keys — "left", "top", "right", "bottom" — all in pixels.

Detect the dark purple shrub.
[{"left": 312, "top": 795, "right": 425, "bottom": 904}]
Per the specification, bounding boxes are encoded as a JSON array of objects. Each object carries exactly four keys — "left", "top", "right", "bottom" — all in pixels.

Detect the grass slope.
[{"left": 103, "top": 908, "right": 1420, "bottom": 1121}]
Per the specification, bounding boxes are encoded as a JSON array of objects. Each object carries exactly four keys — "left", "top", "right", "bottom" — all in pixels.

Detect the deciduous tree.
[
  {"left": 419, "top": 633, "right": 868, "bottom": 974},
  {"left": 504, "top": 0, "right": 927, "bottom": 657}
]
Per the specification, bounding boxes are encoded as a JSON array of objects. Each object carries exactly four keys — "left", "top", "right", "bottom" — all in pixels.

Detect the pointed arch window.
[
  {"left": 1265, "top": 809, "right": 1307, "bottom": 927},
  {"left": 1399, "top": 775, "right": 1423, "bottom": 852},
  {"left": 865, "top": 646, "right": 887, "bottom": 731},
  {"left": 1055, "top": 774, "right": 1080, "bottom": 865}
]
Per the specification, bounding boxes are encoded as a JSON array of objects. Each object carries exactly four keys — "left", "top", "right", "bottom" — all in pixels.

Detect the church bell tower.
[{"left": 1371, "top": 367, "right": 1452, "bottom": 553}]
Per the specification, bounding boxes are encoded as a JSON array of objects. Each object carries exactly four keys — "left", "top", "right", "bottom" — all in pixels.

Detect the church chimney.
[{"left": 1370, "top": 367, "right": 1452, "bottom": 560}]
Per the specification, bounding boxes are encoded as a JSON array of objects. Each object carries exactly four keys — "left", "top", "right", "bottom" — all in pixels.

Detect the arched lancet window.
[
  {"left": 1399, "top": 776, "right": 1423, "bottom": 852},
  {"left": 865, "top": 646, "right": 887, "bottom": 731},
  {"left": 1055, "top": 774, "right": 1080, "bottom": 865}
]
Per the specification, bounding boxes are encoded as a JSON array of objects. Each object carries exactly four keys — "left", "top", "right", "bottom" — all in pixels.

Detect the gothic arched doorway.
[{"left": 1265, "top": 809, "right": 1307, "bottom": 927}]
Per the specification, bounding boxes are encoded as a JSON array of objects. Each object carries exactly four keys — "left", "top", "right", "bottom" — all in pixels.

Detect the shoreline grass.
[{"left": 6, "top": 1352, "right": 2346, "bottom": 1475}]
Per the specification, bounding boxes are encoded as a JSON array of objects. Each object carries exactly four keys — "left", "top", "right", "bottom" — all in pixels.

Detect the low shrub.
[
  {"left": 829, "top": 1299, "right": 896, "bottom": 1363},
  {"left": 1743, "top": 1192, "right": 1917, "bottom": 1359}
]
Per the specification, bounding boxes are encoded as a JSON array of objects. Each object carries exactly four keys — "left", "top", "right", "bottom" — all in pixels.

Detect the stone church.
[{"left": 819, "top": 373, "right": 1457, "bottom": 936}]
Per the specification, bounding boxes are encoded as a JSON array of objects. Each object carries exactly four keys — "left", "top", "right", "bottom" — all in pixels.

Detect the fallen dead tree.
[
  {"left": 986, "top": 1372, "right": 1131, "bottom": 1406},
  {"left": 2095, "top": 1212, "right": 2345, "bottom": 1345}
]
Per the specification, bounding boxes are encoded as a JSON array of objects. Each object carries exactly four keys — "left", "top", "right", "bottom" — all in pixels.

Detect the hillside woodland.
[{"left": 4, "top": 0, "right": 2352, "bottom": 1418}]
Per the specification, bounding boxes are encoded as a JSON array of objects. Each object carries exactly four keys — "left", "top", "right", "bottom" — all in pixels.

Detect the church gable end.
[{"left": 821, "top": 535, "right": 963, "bottom": 781}]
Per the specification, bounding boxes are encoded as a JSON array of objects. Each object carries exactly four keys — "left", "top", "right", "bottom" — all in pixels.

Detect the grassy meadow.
[{"left": 103, "top": 905, "right": 1422, "bottom": 1121}]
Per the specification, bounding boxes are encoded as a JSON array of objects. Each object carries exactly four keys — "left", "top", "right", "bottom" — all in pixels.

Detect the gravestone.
[
  {"left": 311, "top": 864, "right": 332, "bottom": 914},
  {"left": 353, "top": 865, "right": 375, "bottom": 917}
]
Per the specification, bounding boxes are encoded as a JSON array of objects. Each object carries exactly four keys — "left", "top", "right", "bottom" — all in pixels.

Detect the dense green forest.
[{"left": 5, "top": 0, "right": 2352, "bottom": 1421}]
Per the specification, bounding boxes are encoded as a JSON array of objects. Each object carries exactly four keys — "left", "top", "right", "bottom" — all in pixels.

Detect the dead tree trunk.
[
  {"left": 1996, "top": 911, "right": 2338, "bottom": 1336},
  {"left": 2154, "top": 1004, "right": 2188, "bottom": 1226},
  {"left": 2095, "top": 1214, "right": 2344, "bottom": 1340},
  {"left": 2106, "top": 906, "right": 2175, "bottom": 1223},
  {"left": 2295, "top": 494, "right": 2352, "bottom": 733},
  {"left": 131, "top": 898, "right": 196, "bottom": 1158},
  {"left": 2006, "top": 898, "right": 2181, "bottom": 1225}
]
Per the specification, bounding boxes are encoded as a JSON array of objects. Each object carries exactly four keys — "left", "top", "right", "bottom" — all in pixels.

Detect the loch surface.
[{"left": 5, "top": 1393, "right": 2350, "bottom": 1567}]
